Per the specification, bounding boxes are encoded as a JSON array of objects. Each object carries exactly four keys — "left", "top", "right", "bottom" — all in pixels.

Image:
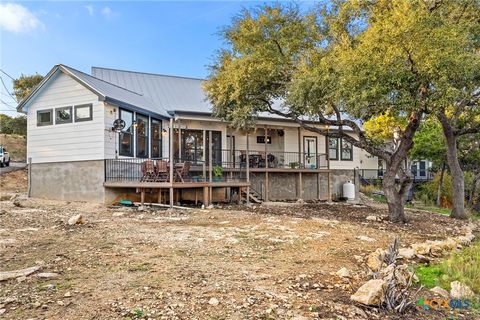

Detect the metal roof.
[{"left": 92, "top": 67, "right": 212, "bottom": 115}]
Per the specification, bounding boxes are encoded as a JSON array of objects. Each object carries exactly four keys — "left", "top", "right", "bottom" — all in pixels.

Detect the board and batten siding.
[{"left": 27, "top": 71, "right": 106, "bottom": 163}]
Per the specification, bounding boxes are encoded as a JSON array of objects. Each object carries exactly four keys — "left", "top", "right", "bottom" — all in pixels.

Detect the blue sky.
[{"left": 0, "top": 1, "right": 316, "bottom": 116}]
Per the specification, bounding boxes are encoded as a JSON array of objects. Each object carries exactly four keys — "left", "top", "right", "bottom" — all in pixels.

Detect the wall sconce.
[{"left": 161, "top": 128, "right": 168, "bottom": 136}]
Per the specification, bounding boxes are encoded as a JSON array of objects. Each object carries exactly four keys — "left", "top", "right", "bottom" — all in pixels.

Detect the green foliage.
[
  {"left": 0, "top": 114, "right": 27, "bottom": 136},
  {"left": 411, "top": 119, "right": 446, "bottom": 167},
  {"left": 212, "top": 165, "right": 223, "bottom": 177},
  {"left": 416, "top": 241, "right": 480, "bottom": 295},
  {"left": 363, "top": 111, "right": 407, "bottom": 144},
  {"left": 13, "top": 74, "right": 43, "bottom": 102},
  {"left": 415, "top": 172, "right": 453, "bottom": 207}
]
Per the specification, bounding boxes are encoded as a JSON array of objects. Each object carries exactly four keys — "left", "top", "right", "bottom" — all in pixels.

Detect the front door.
[{"left": 303, "top": 136, "right": 317, "bottom": 168}]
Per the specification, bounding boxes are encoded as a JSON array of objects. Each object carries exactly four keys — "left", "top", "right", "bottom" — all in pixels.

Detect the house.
[{"left": 17, "top": 64, "right": 379, "bottom": 205}]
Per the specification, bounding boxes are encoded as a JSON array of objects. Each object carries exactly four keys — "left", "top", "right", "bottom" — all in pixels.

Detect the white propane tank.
[{"left": 343, "top": 181, "right": 355, "bottom": 200}]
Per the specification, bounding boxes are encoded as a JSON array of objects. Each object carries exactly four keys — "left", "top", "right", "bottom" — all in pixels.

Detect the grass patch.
[
  {"left": 416, "top": 241, "right": 480, "bottom": 293},
  {"left": 406, "top": 204, "right": 451, "bottom": 216}
]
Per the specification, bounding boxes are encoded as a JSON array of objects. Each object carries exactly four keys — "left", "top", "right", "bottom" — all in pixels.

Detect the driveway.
[{"left": 0, "top": 162, "right": 27, "bottom": 175}]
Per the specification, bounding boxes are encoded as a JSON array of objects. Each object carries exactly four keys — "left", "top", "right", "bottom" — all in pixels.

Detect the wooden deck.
[{"left": 104, "top": 180, "right": 250, "bottom": 189}]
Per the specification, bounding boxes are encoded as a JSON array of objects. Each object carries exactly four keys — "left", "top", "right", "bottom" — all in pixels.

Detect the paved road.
[{"left": 0, "top": 162, "right": 27, "bottom": 175}]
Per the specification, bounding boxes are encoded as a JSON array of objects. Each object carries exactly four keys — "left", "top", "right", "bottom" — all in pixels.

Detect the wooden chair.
[
  {"left": 176, "top": 161, "right": 191, "bottom": 182},
  {"left": 155, "top": 160, "right": 168, "bottom": 182},
  {"left": 140, "top": 160, "right": 155, "bottom": 182}
]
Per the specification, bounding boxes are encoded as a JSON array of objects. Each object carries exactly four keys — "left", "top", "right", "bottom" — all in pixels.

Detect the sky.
[{"left": 0, "top": 1, "right": 317, "bottom": 116}]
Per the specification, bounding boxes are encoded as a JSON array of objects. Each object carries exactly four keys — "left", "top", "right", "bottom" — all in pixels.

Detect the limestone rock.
[
  {"left": 208, "top": 297, "right": 219, "bottom": 306},
  {"left": 366, "top": 215, "right": 378, "bottom": 221},
  {"left": 457, "top": 233, "right": 475, "bottom": 246},
  {"left": 336, "top": 267, "right": 350, "bottom": 278},
  {"left": 357, "top": 236, "right": 376, "bottom": 242},
  {"left": 450, "top": 281, "right": 475, "bottom": 299},
  {"left": 67, "top": 214, "right": 84, "bottom": 226},
  {"left": 398, "top": 248, "right": 415, "bottom": 260},
  {"left": 379, "top": 264, "right": 416, "bottom": 286},
  {"left": 366, "top": 249, "right": 385, "bottom": 271},
  {"left": 411, "top": 242, "right": 431, "bottom": 255},
  {"left": 430, "top": 286, "right": 449, "bottom": 299},
  {"left": 350, "top": 279, "right": 386, "bottom": 305},
  {"left": 35, "top": 272, "right": 59, "bottom": 279}
]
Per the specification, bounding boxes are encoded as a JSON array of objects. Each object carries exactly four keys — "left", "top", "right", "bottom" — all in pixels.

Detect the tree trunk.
[
  {"left": 438, "top": 112, "right": 467, "bottom": 219},
  {"left": 436, "top": 162, "right": 446, "bottom": 207},
  {"left": 382, "top": 173, "right": 408, "bottom": 223}
]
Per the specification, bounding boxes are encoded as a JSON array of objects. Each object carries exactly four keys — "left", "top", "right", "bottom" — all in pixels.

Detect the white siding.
[{"left": 26, "top": 71, "right": 105, "bottom": 163}]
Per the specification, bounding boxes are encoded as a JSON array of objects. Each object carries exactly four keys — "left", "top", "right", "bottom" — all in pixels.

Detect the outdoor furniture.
[
  {"left": 175, "top": 161, "right": 191, "bottom": 182},
  {"left": 140, "top": 160, "right": 155, "bottom": 182},
  {"left": 155, "top": 160, "right": 168, "bottom": 182}
]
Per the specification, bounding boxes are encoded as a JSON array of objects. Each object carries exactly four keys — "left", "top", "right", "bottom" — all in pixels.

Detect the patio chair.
[
  {"left": 176, "top": 161, "right": 191, "bottom": 182},
  {"left": 140, "top": 160, "right": 155, "bottom": 182},
  {"left": 155, "top": 160, "right": 168, "bottom": 182}
]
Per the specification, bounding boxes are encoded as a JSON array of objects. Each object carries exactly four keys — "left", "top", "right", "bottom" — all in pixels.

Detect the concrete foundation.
[{"left": 30, "top": 160, "right": 106, "bottom": 203}]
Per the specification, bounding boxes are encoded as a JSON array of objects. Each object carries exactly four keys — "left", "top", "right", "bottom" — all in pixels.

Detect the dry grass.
[{"left": 0, "top": 134, "right": 26, "bottom": 162}]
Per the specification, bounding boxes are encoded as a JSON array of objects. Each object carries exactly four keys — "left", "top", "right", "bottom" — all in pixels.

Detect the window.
[
  {"left": 74, "top": 104, "right": 93, "bottom": 122},
  {"left": 181, "top": 130, "right": 204, "bottom": 163},
  {"left": 341, "top": 138, "right": 353, "bottom": 161},
  {"left": 37, "top": 109, "right": 53, "bottom": 126},
  {"left": 119, "top": 109, "right": 134, "bottom": 157},
  {"left": 256, "top": 136, "right": 272, "bottom": 144},
  {"left": 328, "top": 137, "right": 338, "bottom": 160},
  {"left": 150, "top": 119, "right": 162, "bottom": 158},
  {"left": 136, "top": 114, "right": 148, "bottom": 158},
  {"left": 55, "top": 106, "right": 72, "bottom": 124},
  {"left": 206, "top": 131, "right": 222, "bottom": 165}
]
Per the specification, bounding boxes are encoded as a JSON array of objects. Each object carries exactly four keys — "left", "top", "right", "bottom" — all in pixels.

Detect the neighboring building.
[{"left": 17, "top": 64, "right": 378, "bottom": 205}]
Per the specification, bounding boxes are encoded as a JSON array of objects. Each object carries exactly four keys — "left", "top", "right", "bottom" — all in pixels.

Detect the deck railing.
[
  {"left": 358, "top": 168, "right": 434, "bottom": 183},
  {"left": 105, "top": 150, "right": 328, "bottom": 183}
]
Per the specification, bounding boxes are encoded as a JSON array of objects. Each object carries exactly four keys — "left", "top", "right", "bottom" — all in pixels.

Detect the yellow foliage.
[{"left": 363, "top": 111, "right": 407, "bottom": 142}]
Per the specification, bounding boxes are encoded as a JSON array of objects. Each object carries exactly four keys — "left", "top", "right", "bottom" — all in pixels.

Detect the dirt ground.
[{"left": 0, "top": 171, "right": 478, "bottom": 320}]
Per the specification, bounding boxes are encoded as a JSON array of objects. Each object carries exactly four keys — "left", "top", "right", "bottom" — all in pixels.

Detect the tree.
[
  {"left": 410, "top": 119, "right": 447, "bottom": 207},
  {"left": 204, "top": 1, "right": 478, "bottom": 223},
  {"left": 0, "top": 114, "right": 27, "bottom": 136},
  {"left": 12, "top": 74, "right": 43, "bottom": 102}
]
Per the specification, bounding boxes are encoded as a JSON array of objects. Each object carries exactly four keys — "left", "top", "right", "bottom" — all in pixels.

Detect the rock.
[
  {"left": 357, "top": 236, "right": 376, "bottom": 242},
  {"left": 112, "top": 212, "right": 125, "bottom": 217},
  {"left": 366, "top": 249, "right": 385, "bottom": 271},
  {"left": 350, "top": 279, "right": 386, "bottom": 305},
  {"left": 67, "top": 214, "right": 84, "bottom": 226},
  {"left": 0, "top": 309, "right": 5, "bottom": 315},
  {"left": 430, "top": 286, "right": 450, "bottom": 299},
  {"left": 366, "top": 215, "right": 378, "bottom": 221},
  {"left": 64, "top": 292, "right": 72, "bottom": 298},
  {"left": 35, "top": 272, "right": 59, "bottom": 279},
  {"left": 380, "top": 264, "right": 416, "bottom": 285},
  {"left": 398, "top": 248, "right": 415, "bottom": 260},
  {"left": 336, "top": 267, "right": 350, "bottom": 278},
  {"left": 0, "top": 266, "right": 40, "bottom": 282},
  {"left": 457, "top": 233, "right": 475, "bottom": 245},
  {"left": 411, "top": 242, "right": 431, "bottom": 255},
  {"left": 354, "top": 255, "right": 364, "bottom": 263},
  {"left": 450, "top": 281, "right": 475, "bottom": 299},
  {"left": 208, "top": 297, "right": 219, "bottom": 306},
  {"left": 12, "top": 198, "right": 23, "bottom": 207}
]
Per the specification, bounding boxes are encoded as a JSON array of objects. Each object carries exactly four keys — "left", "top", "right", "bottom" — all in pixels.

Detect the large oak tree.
[{"left": 204, "top": 1, "right": 480, "bottom": 223}]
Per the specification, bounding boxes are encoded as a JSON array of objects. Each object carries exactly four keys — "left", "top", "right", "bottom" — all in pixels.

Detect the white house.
[{"left": 17, "top": 64, "right": 379, "bottom": 205}]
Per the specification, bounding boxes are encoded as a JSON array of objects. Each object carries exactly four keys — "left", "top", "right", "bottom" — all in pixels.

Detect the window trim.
[
  {"left": 340, "top": 138, "right": 353, "bottom": 161},
  {"left": 328, "top": 137, "right": 339, "bottom": 161},
  {"left": 55, "top": 106, "right": 73, "bottom": 124},
  {"left": 74, "top": 104, "right": 93, "bottom": 122},
  {"left": 37, "top": 109, "right": 53, "bottom": 126}
]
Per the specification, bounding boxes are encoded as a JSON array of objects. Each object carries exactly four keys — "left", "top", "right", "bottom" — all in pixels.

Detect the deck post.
[
  {"left": 297, "top": 127, "right": 302, "bottom": 167},
  {"left": 208, "top": 130, "right": 213, "bottom": 204},
  {"left": 264, "top": 125, "right": 269, "bottom": 202},
  {"left": 246, "top": 131, "right": 250, "bottom": 205},
  {"left": 140, "top": 188, "right": 145, "bottom": 205},
  {"left": 203, "top": 186, "right": 209, "bottom": 206},
  {"left": 202, "top": 129, "right": 206, "bottom": 182},
  {"left": 299, "top": 172, "right": 303, "bottom": 200},
  {"left": 326, "top": 132, "right": 332, "bottom": 202},
  {"left": 169, "top": 118, "right": 174, "bottom": 208}
]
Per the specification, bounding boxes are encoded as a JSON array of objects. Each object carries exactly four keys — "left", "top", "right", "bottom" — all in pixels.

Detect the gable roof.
[
  {"left": 17, "top": 64, "right": 169, "bottom": 118},
  {"left": 92, "top": 67, "right": 212, "bottom": 114}
]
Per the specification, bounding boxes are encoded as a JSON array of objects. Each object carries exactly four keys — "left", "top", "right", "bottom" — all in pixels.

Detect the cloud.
[
  {"left": 85, "top": 5, "right": 94, "bottom": 16},
  {"left": 101, "top": 6, "right": 113, "bottom": 18},
  {"left": 0, "top": 3, "right": 44, "bottom": 33}
]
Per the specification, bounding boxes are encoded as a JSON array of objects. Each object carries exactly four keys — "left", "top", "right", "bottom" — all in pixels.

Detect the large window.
[
  {"left": 119, "top": 109, "right": 134, "bottom": 157},
  {"left": 341, "top": 139, "right": 353, "bottom": 161},
  {"left": 150, "top": 119, "right": 162, "bottom": 158},
  {"left": 136, "top": 114, "right": 148, "bottom": 158},
  {"left": 207, "top": 131, "right": 222, "bottom": 165},
  {"left": 328, "top": 137, "right": 338, "bottom": 160},
  {"left": 181, "top": 130, "right": 204, "bottom": 163},
  {"left": 55, "top": 106, "right": 72, "bottom": 124},
  {"left": 37, "top": 109, "right": 53, "bottom": 126},
  {"left": 74, "top": 104, "right": 93, "bottom": 122}
]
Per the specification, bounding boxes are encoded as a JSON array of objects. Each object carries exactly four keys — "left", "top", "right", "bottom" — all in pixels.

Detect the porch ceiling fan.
[{"left": 112, "top": 119, "right": 126, "bottom": 133}]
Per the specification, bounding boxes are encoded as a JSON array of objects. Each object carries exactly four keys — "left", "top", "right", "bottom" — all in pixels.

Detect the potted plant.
[
  {"left": 212, "top": 165, "right": 223, "bottom": 182},
  {"left": 289, "top": 162, "right": 299, "bottom": 169}
]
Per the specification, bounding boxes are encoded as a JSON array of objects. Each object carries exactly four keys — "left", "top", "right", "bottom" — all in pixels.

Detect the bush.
[{"left": 415, "top": 172, "right": 453, "bottom": 207}]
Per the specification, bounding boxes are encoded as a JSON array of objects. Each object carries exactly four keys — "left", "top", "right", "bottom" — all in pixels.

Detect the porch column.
[
  {"left": 202, "top": 130, "right": 206, "bottom": 182},
  {"left": 177, "top": 120, "right": 182, "bottom": 161},
  {"left": 169, "top": 118, "right": 174, "bottom": 208},
  {"left": 297, "top": 127, "right": 302, "bottom": 167},
  {"left": 326, "top": 130, "right": 332, "bottom": 202},
  {"left": 208, "top": 130, "right": 213, "bottom": 204},
  {"left": 264, "top": 125, "right": 269, "bottom": 202},
  {"left": 246, "top": 131, "right": 250, "bottom": 205}
]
